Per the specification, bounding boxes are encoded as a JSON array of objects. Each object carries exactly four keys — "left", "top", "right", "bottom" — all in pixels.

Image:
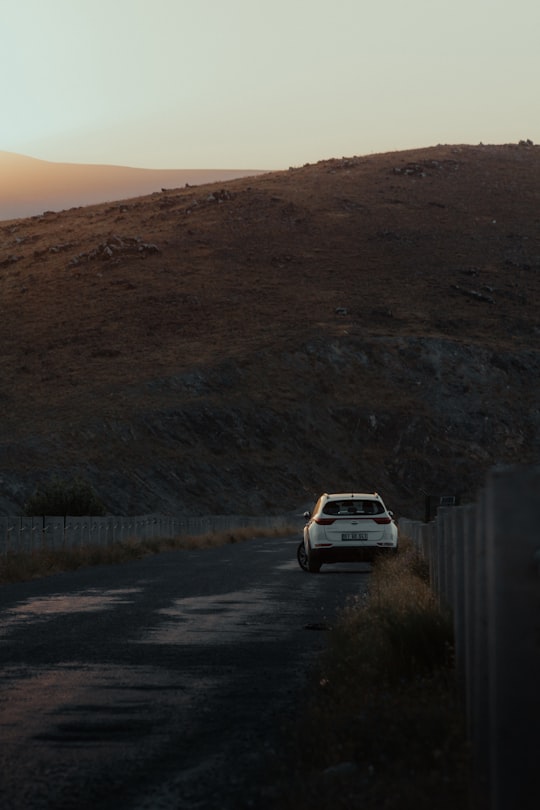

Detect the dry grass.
[
  {"left": 0, "top": 524, "right": 295, "bottom": 584},
  {"left": 261, "top": 542, "right": 470, "bottom": 810}
]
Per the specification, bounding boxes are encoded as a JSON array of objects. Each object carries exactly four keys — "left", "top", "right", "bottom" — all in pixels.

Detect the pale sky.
[{"left": 2, "top": 0, "right": 539, "bottom": 170}]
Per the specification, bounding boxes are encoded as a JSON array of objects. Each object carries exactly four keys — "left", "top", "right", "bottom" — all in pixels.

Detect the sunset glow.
[{"left": 2, "top": 0, "right": 539, "bottom": 172}]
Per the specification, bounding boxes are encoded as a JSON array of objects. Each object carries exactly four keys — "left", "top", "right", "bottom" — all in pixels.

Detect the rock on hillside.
[{"left": 0, "top": 143, "right": 539, "bottom": 519}]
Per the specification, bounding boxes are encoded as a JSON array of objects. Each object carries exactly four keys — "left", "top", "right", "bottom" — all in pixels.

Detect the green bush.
[{"left": 24, "top": 477, "right": 106, "bottom": 517}]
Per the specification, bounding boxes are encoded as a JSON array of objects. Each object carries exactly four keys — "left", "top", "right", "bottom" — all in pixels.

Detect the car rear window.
[{"left": 322, "top": 499, "right": 384, "bottom": 516}]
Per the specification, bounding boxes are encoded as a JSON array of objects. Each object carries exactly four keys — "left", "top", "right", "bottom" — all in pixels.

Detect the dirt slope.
[{"left": 0, "top": 142, "right": 539, "bottom": 518}]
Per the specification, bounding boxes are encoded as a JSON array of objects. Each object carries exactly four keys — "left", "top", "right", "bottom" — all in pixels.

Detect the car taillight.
[
  {"left": 314, "top": 518, "right": 336, "bottom": 525},
  {"left": 373, "top": 517, "right": 391, "bottom": 524}
]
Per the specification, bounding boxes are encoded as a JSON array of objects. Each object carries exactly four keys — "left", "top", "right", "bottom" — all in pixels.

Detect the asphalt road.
[{"left": 0, "top": 535, "right": 372, "bottom": 810}]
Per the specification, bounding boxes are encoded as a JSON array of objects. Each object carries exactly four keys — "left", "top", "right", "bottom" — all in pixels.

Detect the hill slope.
[
  {"left": 0, "top": 152, "right": 264, "bottom": 220},
  {"left": 0, "top": 143, "right": 539, "bottom": 518}
]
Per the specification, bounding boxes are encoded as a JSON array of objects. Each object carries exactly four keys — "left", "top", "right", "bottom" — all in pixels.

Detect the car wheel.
[{"left": 297, "top": 541, "right": 309, "bottom": 571}]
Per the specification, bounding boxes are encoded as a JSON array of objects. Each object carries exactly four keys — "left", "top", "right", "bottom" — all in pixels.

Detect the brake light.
[
  {"left": 314, "top": 518, "right": 336, "bottom": 525},
  {"left": 373, "top": 517, "right": 391, "bottom": 524}
]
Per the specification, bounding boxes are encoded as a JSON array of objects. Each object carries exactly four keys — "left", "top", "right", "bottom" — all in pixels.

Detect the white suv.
[{"left": 298, "top": 492, "right": 398, "bottom": 573}]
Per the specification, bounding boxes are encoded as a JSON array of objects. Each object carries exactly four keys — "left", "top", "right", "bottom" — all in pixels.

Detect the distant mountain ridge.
[{"left": 0, "top": 151, "right": 265, "bottom": 220}]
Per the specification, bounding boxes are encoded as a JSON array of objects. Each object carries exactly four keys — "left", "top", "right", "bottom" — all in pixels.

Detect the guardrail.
[
  {"left": 0, "top": 513, "right": 292, "bottom": 555},
  {"left": 399, "top": 464, "right": 540, "bottom": 810}
]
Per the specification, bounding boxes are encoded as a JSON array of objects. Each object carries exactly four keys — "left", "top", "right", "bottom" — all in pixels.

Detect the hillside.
[
  {"left": 0, "top": 152, "right": 264, "bottom": 220},
  {"left": 0, "top": 142, "right": 539, "bottom": 519}
]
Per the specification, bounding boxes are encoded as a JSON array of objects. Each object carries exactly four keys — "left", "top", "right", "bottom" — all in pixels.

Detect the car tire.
[{"left": 297, "top": 541, "right": 309, "bottom": 571}]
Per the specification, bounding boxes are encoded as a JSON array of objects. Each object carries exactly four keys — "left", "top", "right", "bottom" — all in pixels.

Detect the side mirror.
[{"left": 303, "top": 511, "right": 311, "bottom": 520}]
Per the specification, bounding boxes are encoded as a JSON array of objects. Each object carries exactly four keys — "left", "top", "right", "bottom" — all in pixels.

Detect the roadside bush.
[
  {"left": 366, "top": 545, "right": 454, "bottom": 680},
  {"left": 259, "top": 539, "right": 468, "bottom": 810},
  {"left": 24, "top": 477, "right": 106, "bottom": 517}
]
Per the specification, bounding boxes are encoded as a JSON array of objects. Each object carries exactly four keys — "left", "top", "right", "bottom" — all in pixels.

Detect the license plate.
[{"left": 342, "top": 532, "right": 368, "bottom": 541}]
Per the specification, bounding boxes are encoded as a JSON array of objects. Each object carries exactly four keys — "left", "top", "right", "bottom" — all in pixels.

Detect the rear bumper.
[{"left": 311, "top": 546, "right": 397, "bottom": 564}]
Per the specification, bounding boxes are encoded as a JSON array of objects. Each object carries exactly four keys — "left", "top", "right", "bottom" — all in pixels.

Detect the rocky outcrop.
[{"left": 1, "top": 335, "right": 537, "bottom": 520}]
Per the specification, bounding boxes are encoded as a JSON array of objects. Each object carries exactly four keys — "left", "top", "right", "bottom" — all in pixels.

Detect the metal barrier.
[
  {"left": 399, "top": 464, "right": 540, "bottom": 810},
  {"left": 0, "top": 513, "right": 292, "bottom": 555}
]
